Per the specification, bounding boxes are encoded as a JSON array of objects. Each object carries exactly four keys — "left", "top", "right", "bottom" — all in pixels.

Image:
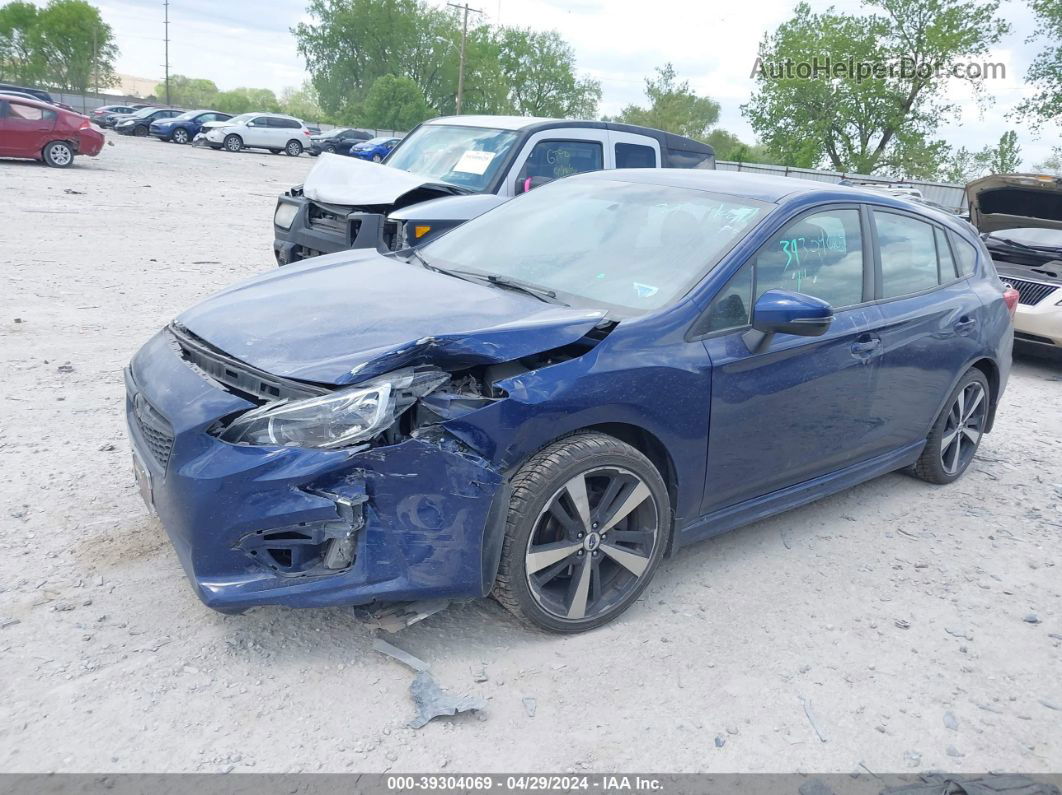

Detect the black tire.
[
  {"left": 285, "top": 139, "right": 303, "bottom": 157},
  {"left": 171, "top": 127, "right": 190, "bottom": 144},
  {"left": 493, "top": 432, "right": 671, "bottom": 633},
  {"left": 133, "top": 125, "right": 148, "bottom": 137},
  {"left": 372, "top": 153, "right": 382, "bottom": 162},
  {"left": 224, "top": 134, "right": 243, "bottom": 153},
  {"left": 910, "top": 368, "right": 990, "bottom": 485},
  {"left": 324, "top": 144, "right": 336, "bottom": 153},
  {"left": 42, "top": 140, "right": 75, "bottom": 168}
]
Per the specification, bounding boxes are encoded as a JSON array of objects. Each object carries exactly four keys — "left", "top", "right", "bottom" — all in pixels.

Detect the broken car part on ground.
[{"left": 126, "top": 168, "right": 1013, "bottom": 632}]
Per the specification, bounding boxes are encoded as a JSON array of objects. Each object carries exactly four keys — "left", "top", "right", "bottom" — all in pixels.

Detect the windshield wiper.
[
  {"left": 991, "top": 236, "right": 1061, "bottom": 252},
  {"left": 405, "top": 251, "right": 490, "bottom": 286},
  {"left": 484, "top": 275, "right": 567, "bottom": 305}
]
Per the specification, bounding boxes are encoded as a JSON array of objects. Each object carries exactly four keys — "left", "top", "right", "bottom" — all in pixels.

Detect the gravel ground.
[{"left": 1, "top": 135, "right": 1060, "bottom": 775}]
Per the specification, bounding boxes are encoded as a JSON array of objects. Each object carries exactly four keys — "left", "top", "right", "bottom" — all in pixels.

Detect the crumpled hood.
[
  {"left": 176, "top": 250, "right": 607, "bottom": 385},
  {"left": 966, "top": 173, "right": 1062, "bottom": 233},
  {"left": 301, "top": 153, "right": 467, "bottom": 206}
]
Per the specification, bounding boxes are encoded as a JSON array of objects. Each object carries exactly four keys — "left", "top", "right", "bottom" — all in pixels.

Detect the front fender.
[{"left": 389, "top": 193, "right": 508, "bottom": 245}]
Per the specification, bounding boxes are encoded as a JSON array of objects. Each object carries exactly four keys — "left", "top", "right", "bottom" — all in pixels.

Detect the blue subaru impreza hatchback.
[{"left": 125, "top": 170, "right": 1015, "bottom": 632}]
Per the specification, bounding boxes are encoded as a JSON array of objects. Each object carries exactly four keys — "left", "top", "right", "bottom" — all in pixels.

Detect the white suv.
[{"left": 203, "top": 112, "right": 310, "bottom": 156}]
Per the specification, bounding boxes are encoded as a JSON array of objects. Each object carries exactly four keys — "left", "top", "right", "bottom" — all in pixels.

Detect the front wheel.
[
  {"left": 285, "top": 139, "right": 303, "bottom": 156},
  {"left": 134, "top": 125, "right": 148, "bottom": 137},
  {"left": 172, "top": 127, "right": 189, "bottom": 144},
  {"left": 493, "top": 432, "right": 671, "bottom": 633},
  {"left": 324, "top": 144, "right": 336, "bottom": 154},
  {"left": 910, "top": 368, "right": 990, "bottom": 484},
  {"left": 224, "top": 134, "right": 243, "bottom": 152},
  {"left": 42, "top": 140, "right": 75, "bottom": 168},
  {"left": 371, "top": 153, "right": 382, "bottom": 162}
]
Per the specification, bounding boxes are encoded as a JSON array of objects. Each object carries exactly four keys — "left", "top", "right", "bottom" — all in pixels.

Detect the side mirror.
[
  {"left": 743, "top": 289, "right": 833, "bottom": 352},
  {"left": 516, "top": 175, "right": 553, "bottom": 194},
  {"left": 246, "top": 121, "right": 255, "bottom": 127}
]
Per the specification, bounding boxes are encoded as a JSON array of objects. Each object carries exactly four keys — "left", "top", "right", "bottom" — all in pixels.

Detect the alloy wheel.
[
  {"left": 524, "top": 466, "right": 659, "bottom": 622},
  {"left": 940, "top": 381, "right": 986, "bottom": 475},
  {"left": 173, "top": 128, "right": 188, "bottom": 144}
]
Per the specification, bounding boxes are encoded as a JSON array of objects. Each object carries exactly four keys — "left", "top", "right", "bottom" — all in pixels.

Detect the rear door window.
[
  {"left": 615, "top": 143, "right": 657, "bottom": 168},
  {"left": 935, "top": 227, "right": 958, "bottom": 280},
  {"left": 9, "top": 102, "right": 55, "bottom": 121},
  {"left": 950, "top": 232, "right": 979, "bottom": 276},
  {"left": 874, "top": 210, "right": 941, "bottom": 298}
]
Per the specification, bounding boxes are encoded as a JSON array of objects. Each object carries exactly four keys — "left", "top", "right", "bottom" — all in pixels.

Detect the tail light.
[
  {"left": 303, "top": 130, "right": 311, "bottom": 136},
  {"left": 79, "top": 118, "right": 90, "bottom": 130},
  {"left": 1002, "top": 285, "right": 1019, "bottom": 319}
]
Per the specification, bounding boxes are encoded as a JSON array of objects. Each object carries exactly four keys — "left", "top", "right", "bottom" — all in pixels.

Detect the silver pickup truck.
[{"left": 272, "top": 114, "right": 715, "bottom": 265}]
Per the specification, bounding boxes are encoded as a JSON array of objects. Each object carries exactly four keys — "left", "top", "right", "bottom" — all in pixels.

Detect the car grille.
[
  {"left": 1005, "top": 278, "right": 1058, "bottom": 306},
  {"left": 132, "top": 393, "right": 174, "bottom": 469},
  {"left": 307, "top": 202, "right": 351, "bottom": 236}
]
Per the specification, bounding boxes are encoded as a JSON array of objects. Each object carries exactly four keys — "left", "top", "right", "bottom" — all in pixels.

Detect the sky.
[{"left": 95, "top": 0, "right": 1057, "bottom": 169}]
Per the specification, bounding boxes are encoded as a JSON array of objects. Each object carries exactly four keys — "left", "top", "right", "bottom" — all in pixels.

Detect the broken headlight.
[
  {"left": 274, "top": 202, "right": 298, "bottom": 230},
  {"left": 218, "top": 368, "right": 448, "bottom": 448}
]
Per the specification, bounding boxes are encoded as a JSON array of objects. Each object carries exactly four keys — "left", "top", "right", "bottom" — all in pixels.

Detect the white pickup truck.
[{"left": 272, "top": 114, "right": 716, "bottom": 265}]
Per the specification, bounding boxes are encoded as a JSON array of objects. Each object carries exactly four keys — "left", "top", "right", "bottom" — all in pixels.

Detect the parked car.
[
  {"left": 348, "top": 135, "right": 401, "bottom": 162},
  {"left": 273, "top": 115, "right": 716, "bottom": 264},
  {"left": 0, "top": 82, "right": 53, "bottom": 103},
  {"left": 126, "top": 170, "right": 1014, "bottom": 631},
  {"left": 149, "top": 109, "right": 232, "bottom": 144},
  {"left": 201, "top": 112, "right": 311, "bottom": 155},
  {"left": 968, "top": 173, "right": 1062, "bottom": 352},
  {"left": 0, "top": 93, "right": 103, "bottom": 167},
  {"left": 90, "top": 104, "right": 140, "bottom": 127},
  {"left": 115, "top": 107, "right": 182, "bottom": 136},
  {"left": 98, "top": 105, "right": 152, "bottom": 128},
  {"left": 308, "top": 127, "right": 373, "bottom": 156}
]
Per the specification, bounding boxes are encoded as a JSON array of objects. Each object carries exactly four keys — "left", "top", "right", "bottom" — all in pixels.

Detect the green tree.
[
  {"left": 977, "top": 130, "right": 1022, "bottom": 174},
  {"left": 744, "top": 0, "right": 1009, "bottom": 175},
  {"left": 491, "top": 28, "right": 600, "bottom": 117},
  {"left": 1013, "top": 0, "right": 1062, "bottom": 130},
  {"left": 293, "top": 0, "right": 600, "bottom": 121},
  {"left": 213, "top": 90, "right": 251, "bottom": 114},
  {"left": 1033, "top": 146, "right": 1062, "bottom": 176},
  {"left": 943, "top": 146, "right": 983, "bottom": 182},
  {"left": 154, "top": 75, "right": 219, "bottom": 107},
  {"left": 29, "top": 0, "right": 118, "bottom": 93},
  {"left": 281, "top": 81, "right": 324, "bottom": 122},
  {"left": 361, "top": 74, "right": 432, "bottom": 130},
  {"left": 0, "top": 1, "right": 41, "bottom": 83},
  {"left": 614, "top": 64, "right": 720, "bottom": 139}
]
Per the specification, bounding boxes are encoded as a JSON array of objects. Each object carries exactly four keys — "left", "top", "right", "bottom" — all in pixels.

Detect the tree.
[
  {"left": 1033, "top": 146, "right": 1062, "bottom": 176},
  {"left": 213, "top": 91, "right": 251, "bottom": 115},
  {"left": 361, "top": 74, "right": 433, "bottom": 130},
  {"left": 153, "top": 75, "right": 219, "bottom": 108},
  {"left": 614, "top": 64, "right": 720, "bottom": 139},
  {"left": 704, "top": 128, "right": 779, "bottom": 163},
  {"left": 492, "top": 28, "right": 600, "bottom": 117},
  {"left": 1013, "top": 0, "right": 1061, "bottom": 130},
  {"left": 744, "top": 0, "right": 1009, "bottom": 175},
  {"left": 281, "top": 81, "right": 324, "bottom": 123},
  {"left": 943, "top": 146, "right": 984, "bottom": 182},
  {"left": 0, "top": 1, "right": 41, "bottom": 83},
  {"left": 977, "top": 130, "right": 1022, "bottom": 174},
  {"left": 293, "top": 0, "right": 600, "bottom": 121},
  {"left": 29, "top": 0, "right": 117, "bottom": 93}
]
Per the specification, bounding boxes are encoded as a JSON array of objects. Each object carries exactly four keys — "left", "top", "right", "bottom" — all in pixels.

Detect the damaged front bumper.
[
  {"left": 273, "top": 194, "right": 399, "bottom": 265},
  {"left": 124, "top": 330, "right": 506, "bottom": 613}
]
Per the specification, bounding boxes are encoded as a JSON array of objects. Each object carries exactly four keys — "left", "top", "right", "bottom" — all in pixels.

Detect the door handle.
[
  {"left": 954, "top": 316, "right": 978, "bottom": 334},
  {"left": 850, "top": 335, "right": 881, "bottom": 357}
]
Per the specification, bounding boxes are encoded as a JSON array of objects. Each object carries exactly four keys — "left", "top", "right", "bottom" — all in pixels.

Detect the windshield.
[
  {"left": 226, "top": 113, "right": 255, "bottom": 125},
  {"left": 989, "top": 227, "right": 1062, "bottom": 248},
  {"left": 422, "top": 177, "right": 769, "bottom": 313},
  {"left": 364, "top": 136, "right": 392, "bottom": 145},
  {"left": 173, "top": 110, "right": 201, "bottom": 121},
  {"left": 129, "top": 107, "right": 160, "bottom": 118},
  {"left": 386, "top": 124, "right": 519, "bottom": 192}
]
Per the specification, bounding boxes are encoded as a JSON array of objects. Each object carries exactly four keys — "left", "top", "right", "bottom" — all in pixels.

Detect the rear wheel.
[
  {"left": 172, "top": 127, "right": 189, "bottom": 144},
  {"left": 42, "top": 140, "right": 74, "bottom": 168},
  {"left": 910, "top": 368, "right": 990, "bottom": 484},
  {"left": 493, "top": 432, "right": 671, "bottom": 633},
  {"left": 285, "top": 139, "right": 303, "bottom": 156},
  {"left": 224, "top": 134, "right": 243, "bottom": 152}
]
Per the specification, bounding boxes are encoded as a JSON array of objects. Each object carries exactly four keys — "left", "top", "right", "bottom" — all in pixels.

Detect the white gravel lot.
[{"left": 1, "top": 134, "right": 1060, "bottom": 775}]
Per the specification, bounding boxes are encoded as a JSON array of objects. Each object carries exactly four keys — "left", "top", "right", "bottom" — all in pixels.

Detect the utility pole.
[
  {"left": 446, "top": 2, "right": 481, "bottom": 115},
  {"left": 163, "top": 0, "right": 170, "bottom": 105}
]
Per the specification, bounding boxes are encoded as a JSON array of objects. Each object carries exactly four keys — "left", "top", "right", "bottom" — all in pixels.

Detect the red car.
[{"left": 0, "top": 93, "right": 104, "bottom": 167}]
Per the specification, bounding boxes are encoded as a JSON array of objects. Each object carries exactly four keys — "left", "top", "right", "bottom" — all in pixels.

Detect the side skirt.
[{"left": 676, "top": 441, "right": 925, "bottom": 550}]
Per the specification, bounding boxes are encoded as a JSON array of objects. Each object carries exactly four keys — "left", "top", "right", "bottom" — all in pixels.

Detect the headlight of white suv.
[{"left": 217, "top": 368, "right": 448, "bottom": 448}]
